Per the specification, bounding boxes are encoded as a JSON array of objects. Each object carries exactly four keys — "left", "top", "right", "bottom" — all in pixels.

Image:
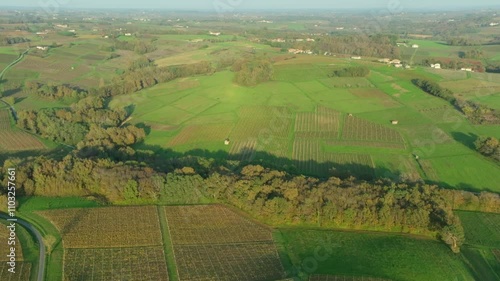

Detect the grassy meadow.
[{"left": 109, "top": 53, "right": 500, "bottom": 191}]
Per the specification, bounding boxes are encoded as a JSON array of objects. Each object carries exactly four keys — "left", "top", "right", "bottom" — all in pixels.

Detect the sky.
[{"left": 8, "top": 0, "right": 500, "bottom": 10}]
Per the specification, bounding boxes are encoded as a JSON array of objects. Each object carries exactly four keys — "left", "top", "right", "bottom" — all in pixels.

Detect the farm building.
[
  {"left": 351, "top": 56, "right": 361, "bottom": 60},
  {"left": 412, "top": 44, "right": 419, "bottom": 48},
  {"left": 36, "top": 46, "right": 48, "bottom": 51},
  {"left": 209, "top": 31, "right": 221, "bottom": 36},
  {"left": 431, "top": 63, "right": 441, "bottom": 69},
  {"left": 224, "top": 138, "right": 230, "bottom": 145},
  {"left": 391, "top": 120, "right": 399, "bottom": 125},
  {"left": 378, "top": 58, "right": 391, "bottom": 63}
]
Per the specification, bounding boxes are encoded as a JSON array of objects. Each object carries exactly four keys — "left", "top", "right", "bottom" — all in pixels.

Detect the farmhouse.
[
  {"left": 306, "top": 38, "right": 315, "bottom": 42},
  {"left": 271, "top": 38, "right": 286, "bottom": 43},
  {"left": 391, "top": 120, "right": 399, "bottom": 125},
  {"left": 431, "top": 63, "right": 441, "bottom": 69},
  {"left": 460, "top": 68, "right": 473, "bottom": 72},
  {"left": 394, "top": 63, "right": 403, "bottom": 68},
  {"left": 124, "top": 33, "right": 132, "bottom": 36},
  {"left": 389, "top": 59, "right": 401, "bottom": 64},
  {"left": 351, "top": 56, "right": 361, "bottom": 60},
  {"left": 378, "top": 58, "right": 391, "bottom": 63},
  {"left": 412, "top": 44, "right": 419, "bottom": 48},
  {"left": 490, "top": 22, "right": 499, "bottom": 26},
  {"left": 224, "top": 139, "right": 230, "bottom": 145},
  {"left": 209, "top": 31, "right": 221, "bottom": 36},
  {"left": 36, "top": 46, "right": 48, "bottom": 51}
]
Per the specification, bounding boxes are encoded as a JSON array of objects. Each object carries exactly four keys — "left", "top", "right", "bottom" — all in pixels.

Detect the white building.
[
  {"left": 36, "top": 46, "right": 48, "bottom": 51},
  {"left": 209, "top": 31, "right": 221, "bottom": 36},
  {"left": 412, "top": 44, "right": 419, "bottom": 48},
  {"left": 351, "top": 56, "right": 361, "bottom": 60},
  {"left": 431, "top": 63, "right": 441, "bottom": 69}
]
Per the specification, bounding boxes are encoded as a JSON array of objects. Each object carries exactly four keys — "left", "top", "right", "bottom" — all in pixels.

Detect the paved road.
[{"left": 0, "top": 213, "right": 45, "bottom": 281}]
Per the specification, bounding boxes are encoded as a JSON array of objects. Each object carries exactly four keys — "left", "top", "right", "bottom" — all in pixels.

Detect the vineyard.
[
  {"left": 165, "top": 205, "right": 285, "bottom": 280},
  {"left": 174, "top": 243, "right": 284, "bottom": 281},
  {"left": 0, "top": 109, "right": 11, "bottom": 130},
  {"left": 37, "top": 206, "right": 163, "bottom": 248},
  {"left": 169, "top": 123, "right": 234, "bottom": 146},
  {"left": 327, "top": 140, "right": 405, "bottom": 150},
  {"left": 310, "top": 275, "right": 392, "bottom": 281},
  {"left": 64, "top": 246, "right": 169, "bottom": 281},
  {"left": 229, "top": 106, "right": 293, "bottom": 160},
  {"left": 0, "top": 222, "right": 23, "bottom": 261},
  {"left": 0, "top": 109, "right": 46, "bottom": 151},
  {"left": 292, "top": 139, "right": 374, "bottom": 177},
  {"left": 493, "top": 249, "right": 500, "bottom": 262},
  {"left": 341, "top": 116, "right": 405, "bottom": 144},
  {"left": 295, "top": 106, "right": 341, "bottom": 138},
  {"left": 0, "top": 262, "right": 31, "bottom": 281},
  {"left": 456, "top": 211, "right": 500, "bottom": 248}
]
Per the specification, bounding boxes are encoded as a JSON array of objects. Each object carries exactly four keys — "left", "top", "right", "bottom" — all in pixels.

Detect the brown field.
[
  {"left": 169, "top": 124, "right": 234, "bottom": 146},
  {"left": 37, "top": 206, "right": 162, "bottom": 248},
  {"left": 174, "top": 243, "right": 284, "bottom": 281},
  {"left": 0, "top": 109, "right": 11, "bottom": 130},
  {"left": 0, "top": 262, "right": 32, "bottom": 281},
  {"left": 0, "top": 222, "right": 23, "bottom": 261},
  {"left": 0, "top": 131, "right": 46, "bottom": 151},
  {"left": 310, "top": 275, "right": 392, "bottom": 281},
  {"left": 64, "top": 247, "right": 168, "bottom": 281},
  {"left": 165, "top": 205, "right": 272, "bottom": 245},
  {"left": 165, "top": 205, "right": 285, "bottom": 281}
]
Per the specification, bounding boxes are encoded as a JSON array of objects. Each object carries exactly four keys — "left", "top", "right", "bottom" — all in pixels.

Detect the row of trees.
[
  {"left": 412, "top": 78, "right": 500, "bottom": 124},
  {"left": 329, "top": 66, "right": 370, "bottom": 77},
  {"left": 233, "top": 57, "right": 274, "bottom": 86},
  {"left": 24, "top": 81, "right": 88, "bottom": 100},
  {"left": 3, "top": 158, "right": 500, "bottom": 252},
  {"left": 474, "top": 136, "right": 500, "bottom": 162},
  {"left": 113, "top": 39, "right": 157, "bottom": 55},
  {"left": 1, "top": 36, "right": 30, "bottom": 45}
]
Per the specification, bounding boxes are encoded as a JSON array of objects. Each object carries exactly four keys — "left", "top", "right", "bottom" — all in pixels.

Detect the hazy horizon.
[{"left": 6, "top": 0, "right": 500, "bottom": 11}]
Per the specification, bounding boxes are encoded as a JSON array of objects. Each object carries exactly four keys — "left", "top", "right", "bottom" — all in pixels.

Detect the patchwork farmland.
[
  {"left": 38, "top": 206, "right": 169, "bottom": 281},
  {"left": 165, "top": 205, "right": 286, "bottom": 281}
]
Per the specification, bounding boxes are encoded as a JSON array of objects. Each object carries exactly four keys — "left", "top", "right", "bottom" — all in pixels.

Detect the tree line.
[
  {"left": 412, "top": 78, "right": 500, "bottom": 125},
  {"left": 329, "top": 66, "right": 370, "bottom": 77},
  {"left": 232, "top": 57, "right": 274, "bottom": 87},
  {"left": 24, "top": 81, "right": 88, "bottom": 100},
  {"left": 474, "top": 136, "right": 500, "bottom": 162},
  {"left": 2, "top": 158, "right": 500, "bottom": 253}
]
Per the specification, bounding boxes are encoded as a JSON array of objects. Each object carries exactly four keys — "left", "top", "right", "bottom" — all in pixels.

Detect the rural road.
[
  {"left": 0, "top": 48, "right": 29, "bottom": 120},
  {"left": 0, "top": 213, "right": 45, "bottom": 281}
]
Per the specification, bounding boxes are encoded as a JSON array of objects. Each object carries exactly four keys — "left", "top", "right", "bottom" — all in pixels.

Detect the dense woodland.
[
  {"left": 232, "top": 57, "right": 274, "bottom": 86},
  {"left": 412, "top": 78, "right": 500, "bottom": 124},
  {"left": 2, "top": 157, "right": 500, "bottom": 252}
]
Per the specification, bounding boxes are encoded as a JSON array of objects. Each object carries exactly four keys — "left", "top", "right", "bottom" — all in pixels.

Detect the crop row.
[
  {"left": 0, "top": 131, "right": 46, "bottom": 151},
  {"left": 64, "top": 246, "right": 168, "bottom": 281},
  {"left": 292, "top": 139, "right": 373, "bottom": 177},
  {"left": 295, "top": 108, "right": 340, "bottom": 139},
  {"left": 457, "top": 211, "right": 500, "bottom": 248},
  {"left": 165, "top": 205, "right": 272, "bottom": 245},
  {"left": 0, "top": 262, "right": 31, "bottom": 281},
  {"left": 328, "top": 140, "right": 406, "bottom": 150},
  {"left": 342, "top": 116, "right": 404, "bottom": 143},
  {"left": 169, "top": 123, "right": 233, "bottom": 146},
  {"left": 0, "top": 110, "right": 11, "bottom": 131},
  {"left": 310, "top": 275, "right": 392, "bottom": 281},
  {"left": 174, "top": 243, "right": 285, "bottom": 281},
  {"left": 38, "top": 206, "right": 163, "bottom": 248}
]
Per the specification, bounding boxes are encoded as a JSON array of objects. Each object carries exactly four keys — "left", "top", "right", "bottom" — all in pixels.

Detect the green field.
[
  {"left": 109, "top": 56, "right": 500, "bottom": 191},
  {"left": 456, "top": 211, "right": 500, "bottom": 280},
  {"left": 277, "top": 229, "right": 475, "bottom": 281}
]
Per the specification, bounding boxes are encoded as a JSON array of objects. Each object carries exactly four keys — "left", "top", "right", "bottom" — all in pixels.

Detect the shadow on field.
[
  {"left": 87, "top": 143, "right": 416, "bottom": 183},
  {"left": 451, "top": 132, "right": 478, "bottom": 150}
]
